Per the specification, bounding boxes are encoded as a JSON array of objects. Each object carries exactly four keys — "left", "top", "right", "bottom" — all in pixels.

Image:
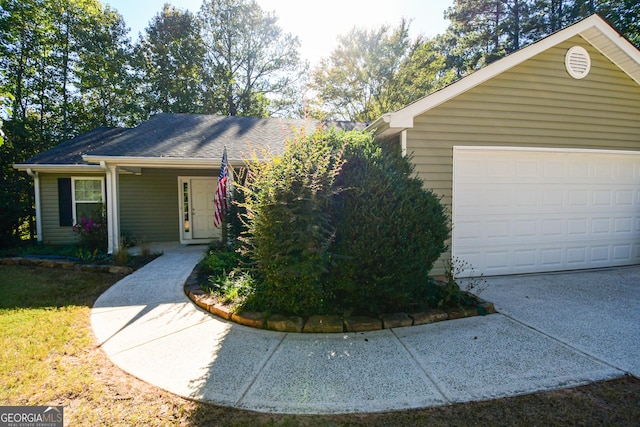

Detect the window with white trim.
[{"left": 72, "top": 177, "right": 105, "bottom": 222}]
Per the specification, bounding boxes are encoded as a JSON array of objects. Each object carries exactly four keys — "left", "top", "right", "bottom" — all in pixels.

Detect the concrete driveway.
[{"left": 479, "top": 265, "right": 640, "bottom": 377}]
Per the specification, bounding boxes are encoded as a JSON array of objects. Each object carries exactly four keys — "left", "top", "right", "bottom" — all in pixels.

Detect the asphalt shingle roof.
[
  {"left": 23, "top": 127, "right": 127, "bottom": 165},
  {"left": 21, "top": 114, "right": 364, "bottom": 166},
  {"left": 85, "top": 114, "right": 364, "bottom": 161}
]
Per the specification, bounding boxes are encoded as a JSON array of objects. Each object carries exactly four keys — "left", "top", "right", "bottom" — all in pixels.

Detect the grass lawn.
[{"left": 1, "top": 264, "right": 638, "bottom": 426}]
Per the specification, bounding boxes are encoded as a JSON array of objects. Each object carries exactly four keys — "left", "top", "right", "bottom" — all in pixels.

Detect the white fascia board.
[
  {"left": 81, "top": 155, "right": 244, "bottom": 168},
  {"left": 580, "top": 18, "right": 640, "bottom": 85},
  {"left": 365, "top": 113, "right": 414, "bottom": 137},
  {"left": 13, "top": 163, "right": 104, "bottom": 173}
]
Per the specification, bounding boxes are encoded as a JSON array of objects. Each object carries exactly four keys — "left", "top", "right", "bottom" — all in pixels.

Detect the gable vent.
[{"left": 565, "top": 46, "right": 591, "bottom": 79}]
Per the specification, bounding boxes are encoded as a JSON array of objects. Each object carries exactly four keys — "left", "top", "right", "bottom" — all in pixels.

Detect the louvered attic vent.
[{"left": 565, "top": 46, "right": 591, "bottom": 79}]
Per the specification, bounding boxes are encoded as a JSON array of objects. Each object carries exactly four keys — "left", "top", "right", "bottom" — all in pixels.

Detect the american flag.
[{"left": 213, "top": 148, "right": 228, "bottom": 228}]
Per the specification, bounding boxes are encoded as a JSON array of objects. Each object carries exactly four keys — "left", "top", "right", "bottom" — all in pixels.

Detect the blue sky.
[{"left": 104, "top": 0, "right": 453, "bottom": 66}]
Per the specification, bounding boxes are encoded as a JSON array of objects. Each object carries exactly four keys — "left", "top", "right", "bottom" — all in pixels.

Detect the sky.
[{"left": 104, "top": 0, "right": 453, "bottom": 66}]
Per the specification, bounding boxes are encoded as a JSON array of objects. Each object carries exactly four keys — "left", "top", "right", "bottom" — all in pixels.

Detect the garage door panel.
[
  {"left": 453, "top": 148, "right": 640, "bottom": 276},
  {"left": 566, "top": 247, "right": 588, "bottom": 265}
]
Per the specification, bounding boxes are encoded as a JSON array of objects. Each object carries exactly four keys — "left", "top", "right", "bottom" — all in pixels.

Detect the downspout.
[
  {"left": 100, "top": 161, "right": 120, "bottom": 254},
  {"left": 26, "top": 169, "right": 42, "bottom": 242}
]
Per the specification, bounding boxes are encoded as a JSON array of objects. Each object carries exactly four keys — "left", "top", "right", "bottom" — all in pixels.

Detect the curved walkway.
[{"left": 91, "top": 244, "right": 639, "bottom": 414}]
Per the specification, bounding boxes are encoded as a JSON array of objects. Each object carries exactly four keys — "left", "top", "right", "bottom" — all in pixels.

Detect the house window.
[{"left": 72, "top": 177, "right": 104, "bottom": 222}]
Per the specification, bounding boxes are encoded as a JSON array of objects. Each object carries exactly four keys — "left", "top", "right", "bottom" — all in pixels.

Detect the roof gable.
[{"left": 368, "top": 14, "right": 640, "bottom": 138}]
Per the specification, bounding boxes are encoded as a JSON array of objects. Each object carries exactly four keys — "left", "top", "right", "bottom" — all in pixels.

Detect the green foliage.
[
  {"left": 136, "top": 4, "right": 206, "bottom": 115},
  {"left": 309, "top": 20, "right": 414, "bottom": 122},
  {"left": 198, "top": 244, "right": 243, "bottom": 278},
  {"left": 237, "top": 128, "right": 345, "bottom": 315},
  {"left": 235, "top": 128, "right": 449, "bottom": 316},
  {"left": 75, "top": 247, "right": 101, "bottom": 263},
  {"left": 206, "top": 272, "right": 256, "bottom": 308},
  {"left": 327, "top": 133, "right": 450, "bottom": 314},
  {"left": 198, "top": 0, "right": 306, "bottom": 117},
  {"left": 226, "top": 168, "right": 249, "bottom": 242},
  {"left": 0, "top": 0, "right": 141, "bottom": 245},
  {"left": 199, "top": 242, "right": 255, "bottom": 310}
]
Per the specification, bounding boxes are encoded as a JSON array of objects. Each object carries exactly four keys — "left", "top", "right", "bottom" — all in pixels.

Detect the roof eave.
[
  {"left": 81, "top": 155, "right": 243, "bottom": 168},
  {"left": 365, "top": 114, "right": 414, "bottom": 138},
  {"left": 13, "top": 163, "right": 104, "bottom": 173}
]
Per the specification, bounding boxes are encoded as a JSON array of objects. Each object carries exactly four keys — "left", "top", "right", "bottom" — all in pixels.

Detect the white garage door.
[{"left": 453, "top": 147, "right": 640, "bottom": 276}]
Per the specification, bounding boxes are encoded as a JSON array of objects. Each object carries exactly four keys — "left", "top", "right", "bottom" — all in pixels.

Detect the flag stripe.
[{"left": 214, "top": 149, "right": 228, "bottom": 228}]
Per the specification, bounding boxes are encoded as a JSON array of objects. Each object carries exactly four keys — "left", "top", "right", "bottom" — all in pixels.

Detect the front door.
[{"left": 179, "top": 177, "right": 217, "bottom": 243}]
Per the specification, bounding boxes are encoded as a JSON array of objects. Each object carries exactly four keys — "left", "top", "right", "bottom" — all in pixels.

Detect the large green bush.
[
  {"left": 236, "top": 128, "right": 449, "bottom": 316},
  {"left": 237, "top": 130, "right": 345, "bottom": 315},
  {"left": 328, "top": 135, "right": 450, "bottom": 314}
]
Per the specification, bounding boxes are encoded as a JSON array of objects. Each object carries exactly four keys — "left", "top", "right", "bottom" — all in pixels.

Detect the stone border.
[
  {"left": 184, "top": 269, "right": 497, "bottom": 333},
  {"left": 0, "top": 256, "right": 133, "bottom": 275}
]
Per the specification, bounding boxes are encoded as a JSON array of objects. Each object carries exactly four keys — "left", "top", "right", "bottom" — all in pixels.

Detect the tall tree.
[
  {"left": 443, "top": 0, "right": 530, "bottom": 75},
  {"left": 136, "top": 3, "right": 206, "bottom": 115},
  {"left": 0, "top": 0, "right": 138, "bottom": 244},
  {"left": 442, "top": 0, "right": 640, "bottom": 78},
  {"left": 309, "top": 20, "right": 414, "bottom": 122},
  {"left": 392, "top": 38, "right": 458, "bottom": 107},
  {"left": 199, "top": 0, "right": 305, "bottom": 117},
  {"left": 73, "top": 4, "right": 140, "bottom": 128},
  {"left": 0, "top": 0, "right": 66, "bottom": 243}
]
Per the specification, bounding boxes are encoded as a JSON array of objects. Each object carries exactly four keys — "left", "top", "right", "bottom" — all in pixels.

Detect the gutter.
[
  {"left": 82, "top": 155, "right": 243, "bottom": 168},
  {"left": 14, "top": 163, "right": 103, "bottom": 173}
]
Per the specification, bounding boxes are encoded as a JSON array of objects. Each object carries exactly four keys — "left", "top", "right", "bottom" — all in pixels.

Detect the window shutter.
[{"left": 58, "top": 178, "right": 73, "bottom": 226}]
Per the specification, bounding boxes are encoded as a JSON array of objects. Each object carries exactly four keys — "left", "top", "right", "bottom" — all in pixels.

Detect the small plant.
[
  {"left": 198, "top": 246, "right": 242, "bottom": 278},
  {"left": 72, "top": 209, "right": 107, "bottom": 254},
  {"left": 112, "top": 240, "right": 130, "bottom": 265},
  {"left": 76, "top": 247, "right": 101, "bottom": 262},
  {"left": 439, "top": 257, "right": 487, "bottom": 308},
  {"left": 205, "top": 271, "right": 255, "bottom": 310}
]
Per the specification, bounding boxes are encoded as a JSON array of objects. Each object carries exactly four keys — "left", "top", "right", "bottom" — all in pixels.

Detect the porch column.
[
  {"left": 103, "top": 162, "right": 121, "bottom": 254},
  {"left": 26, "top": 169, "right": 42, "bottom": 242}
]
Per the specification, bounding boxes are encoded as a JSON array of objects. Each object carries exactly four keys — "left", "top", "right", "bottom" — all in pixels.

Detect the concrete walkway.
[{"left": 91, "top": 244, "right": 639, "bottom": 414}]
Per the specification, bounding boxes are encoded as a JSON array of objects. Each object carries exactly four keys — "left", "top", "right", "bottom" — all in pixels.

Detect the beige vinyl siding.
[
  {"left": 404, "top": 36, "right": 640, "bottom": 273},
  {"left": 39, "top": 172, "right": 106, "bottom": 245},
  {"left": 119, "top": 168, "right": 215, "bottom": 242},
  {"left": 38, "top": 168, "right": 217, "bottom": 246}
]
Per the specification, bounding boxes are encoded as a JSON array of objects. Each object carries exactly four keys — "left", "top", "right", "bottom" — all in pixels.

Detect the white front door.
[{"left": 179, "top": 177, "right": 218, "bottom": 243}]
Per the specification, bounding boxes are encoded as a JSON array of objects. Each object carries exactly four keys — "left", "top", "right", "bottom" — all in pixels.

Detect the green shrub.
[
  {"left": 237, "top": 129, "right": 345, "bottom": 316},
  {"left": 198, "top": 243, "right": 242, "bottom": 278},
  {"left": 326, "top": 133, "right": 450, "bottom": 314},
  {"left": 235, "top": 127, "right": 450, "bottom": 316}
]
